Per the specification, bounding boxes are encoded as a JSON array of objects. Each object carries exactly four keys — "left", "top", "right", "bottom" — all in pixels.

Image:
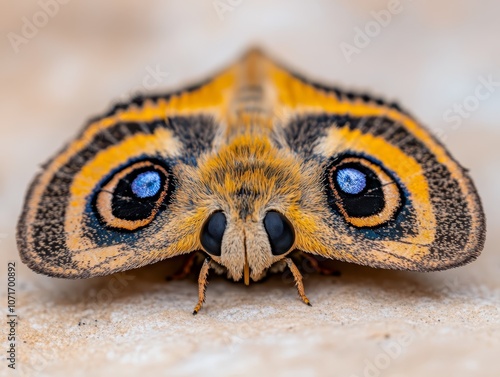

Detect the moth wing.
[
  {"left": 265, "top": 57, "right": 486, "bottom": 271},
  {"left": 16, "top": 66, "right": 239, "bottom": 278}
]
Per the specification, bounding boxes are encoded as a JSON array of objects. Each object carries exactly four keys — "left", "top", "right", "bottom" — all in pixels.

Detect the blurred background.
[{"left": 1, "top": 1, "right": 499, "bottom": 376}]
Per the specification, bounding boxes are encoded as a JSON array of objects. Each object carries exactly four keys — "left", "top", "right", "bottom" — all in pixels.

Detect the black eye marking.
[
  {"left": 95, "top": 160, "right": 172, "bottom": 231},
  {"left": 327, "top": 156, "right": 402, "bottom": 228},
  {"left": 201, "top": 211, "right": 227, "bottom": 256},
  {"left": 264, "top": 211, "right": 295, "bottom": 256}
]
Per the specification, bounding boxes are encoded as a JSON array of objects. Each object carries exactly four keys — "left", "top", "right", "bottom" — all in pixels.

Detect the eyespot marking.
[
  {"left": 94, "top": 160, "right": 172, "bottom": 231},
  {"left": 131, "top": 171, "right": 161, "bottom": 198},
  {"left": 336, "top": 167, "right": 367, "bottom": 195},
  {"left": 327, "top": 156, "right": 402, "bottom": 228}
]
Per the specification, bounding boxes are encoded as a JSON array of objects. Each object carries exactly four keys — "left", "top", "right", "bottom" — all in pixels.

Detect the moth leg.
[
  {"left": 285, "top": 258, "right": 312, "bottom": 307},
  {"left": 193, "top": 257, "right": 213, "bottom": 315},
  {"left": 301, "top": 253, "right": 341, "bottom": 277}
]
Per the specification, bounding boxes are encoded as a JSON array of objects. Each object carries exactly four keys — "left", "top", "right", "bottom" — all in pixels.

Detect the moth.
[{"left": 17, "top": 50, "right": 486, "bottom": 314}]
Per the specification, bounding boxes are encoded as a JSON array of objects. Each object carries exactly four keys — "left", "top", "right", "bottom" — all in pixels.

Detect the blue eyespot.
[
  {"left": 336, "top": 168, "right": 367, "bottom": 195},
  {"left": 131, "top": 171, "right": 161, "bottom": 198}
]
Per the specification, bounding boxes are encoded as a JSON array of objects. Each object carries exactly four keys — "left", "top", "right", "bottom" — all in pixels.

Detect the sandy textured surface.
[{"left": 1, "top": 0, "right": 499, "bottom": 376}]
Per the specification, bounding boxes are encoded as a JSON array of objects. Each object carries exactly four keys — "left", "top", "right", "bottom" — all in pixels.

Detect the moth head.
[
  {"left": 178, "top": 135, "right": 305, "bottom": 281},
  {"left": 199, "top": 210, "right": 295, "bottom": 281}
]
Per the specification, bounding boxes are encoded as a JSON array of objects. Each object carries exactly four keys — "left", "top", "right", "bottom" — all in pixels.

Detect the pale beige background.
[{"left": 1, "top": 1, "right": 499, "bottom": 376}]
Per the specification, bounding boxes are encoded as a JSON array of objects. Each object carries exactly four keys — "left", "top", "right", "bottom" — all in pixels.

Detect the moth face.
[
  {"left": 17, "top": 50, "right": 485, "bottom": 281},
  {"left": 179, "top": 135, "right": 305, "bottom": 281}
]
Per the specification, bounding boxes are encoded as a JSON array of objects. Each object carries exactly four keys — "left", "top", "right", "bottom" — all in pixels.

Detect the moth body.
[{"left": 17, "top": 49, "right": 486, "bottom": 313}]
